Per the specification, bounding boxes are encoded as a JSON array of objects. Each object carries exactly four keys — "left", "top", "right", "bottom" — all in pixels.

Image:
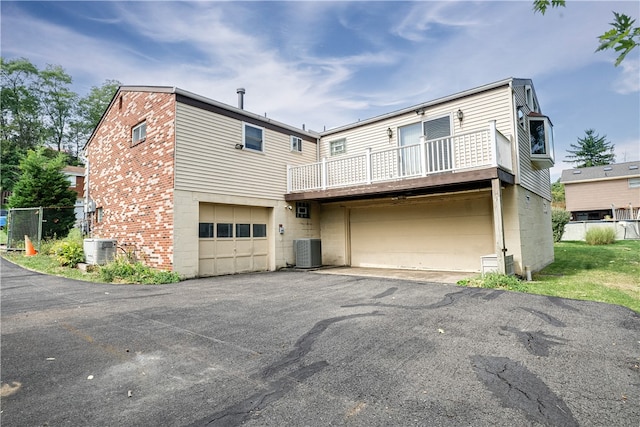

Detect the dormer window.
[{"left": 528, "top": 113, "right": 554, "bottom": 168}]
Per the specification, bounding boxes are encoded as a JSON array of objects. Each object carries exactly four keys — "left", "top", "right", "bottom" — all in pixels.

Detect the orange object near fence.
[{"left": 25, "top": 235, "right": 38, "bottom": 256}]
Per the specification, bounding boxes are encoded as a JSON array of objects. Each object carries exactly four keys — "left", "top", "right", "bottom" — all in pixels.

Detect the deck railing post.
[
  {"left": 366, "top": 148, "right": 372, "bottom": 184},
  {"left": 489, "top": 120, "right": 498, "bottom": 167},
  {"left": 321, "top": 157, "right": 327, "bottom": 190},
  {"left": 287, "top": 165, "right": 292, "bottom": 193},
  {"left": 420, "top": 136, "right": 427, "bottom": 176}
]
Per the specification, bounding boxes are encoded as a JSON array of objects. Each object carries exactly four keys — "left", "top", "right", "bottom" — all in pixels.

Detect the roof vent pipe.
[{"left": 237, "top": 88, "right": 245, "bottom": 109}]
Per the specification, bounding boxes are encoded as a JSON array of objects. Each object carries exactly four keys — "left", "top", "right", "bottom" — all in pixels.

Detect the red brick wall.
[{"left": 86, "top": 91, "right": 175, "bottom": 270}]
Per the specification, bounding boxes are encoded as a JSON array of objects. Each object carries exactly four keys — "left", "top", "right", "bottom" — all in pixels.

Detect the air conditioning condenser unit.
[{"left": 294, "top": 239, "right": 322, "bottom": 268}]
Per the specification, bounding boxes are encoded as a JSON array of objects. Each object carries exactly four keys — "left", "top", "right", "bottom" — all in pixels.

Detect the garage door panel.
[
  {"left": 198, "top": 240, "right": 215, "bottom": 257},
  {"left": 350, "top": 196, "right": 493, "bottom": 271},
  {"left": 198, "top": 203, "right": 270, "bottom": 276},
  {"left": 199, "top": 259, "right": 215, "bottom": 276},
  {"left": 216, "top": 258, "right": 235, "bottom": 275}
]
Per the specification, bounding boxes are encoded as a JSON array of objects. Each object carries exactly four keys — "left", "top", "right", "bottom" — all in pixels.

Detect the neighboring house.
[
  {"left": 560, "top": 162, "right": 640, "bottom": 221},
  {"left": 62, "top": 165, "right": 86, "bottom": 227},
  {"left": 84, "top": 77, "right": 555, "bottom": 278}
]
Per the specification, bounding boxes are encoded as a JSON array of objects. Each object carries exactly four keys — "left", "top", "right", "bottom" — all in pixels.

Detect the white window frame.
[
  {"left": 528, "top": 115, "right": 555, "bottom": 169},
  {"left": 422, "top": 114, "right": 452, "bottom": 141},
  {"left": 291, "top": 136, "right": 302, "bottom": 152},
  {"left": 330, "top": 138, "right": 346, "bottom": 156},
  {"left": 132, "top": 121, "right": 146, "bottom": 145},
  {"left": 525, "top": 85, "right": 538, "bottom": 112},
  {"left": 243, "top": 122, "right": 264, "bottom": 152},
  {"left": 629, "top": 178, "right": 640, "bottom": 189}
]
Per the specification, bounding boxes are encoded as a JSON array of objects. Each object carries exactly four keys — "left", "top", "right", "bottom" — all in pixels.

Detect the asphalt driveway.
[{"left": 1, "top": 258, "right": 639, "bottom": 426}]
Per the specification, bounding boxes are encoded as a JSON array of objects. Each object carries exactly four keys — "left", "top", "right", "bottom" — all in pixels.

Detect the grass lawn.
[
  {"left": 531, "top": 240, "right": 639, "bottom": 312},
  {"left": 461, "top": 240, "right": 639, "bottom": 313}
]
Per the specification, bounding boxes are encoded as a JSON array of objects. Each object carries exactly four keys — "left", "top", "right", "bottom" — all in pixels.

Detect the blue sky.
[{"left": 2, "top": 1, "right": 639, "bottom": 181}]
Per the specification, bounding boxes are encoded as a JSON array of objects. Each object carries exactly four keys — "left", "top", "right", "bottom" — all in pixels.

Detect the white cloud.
[{"left": 1, "top": 1, "right": 638, "bottom": 138}]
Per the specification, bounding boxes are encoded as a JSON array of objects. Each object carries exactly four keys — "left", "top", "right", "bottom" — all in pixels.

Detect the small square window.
[
  {"left": 629, "top": 178, "right": 640, "bottom": 189},
  {"left": 291, "top": 136, "right": 302, "bottom": 152},
  {"left": 296, "top": 202, "right": 310, "bottom": 219},
  {"left": 199, "top": 223, "right": 214, "bottom": 238},
  {"left": 236, "top": 223, "right": 251, "bottom": 238},
  {"left": 330, "top": 139, "right": 346, "bottom": 156},
  {"left": 217, "top": 223, "right": 233, "bottom": 238},
  {"left": 253, "top": 224, "right": 267, "bottom": 238},
  {"left": 132, "top": 121, "right": 146, "bottom": 146},
  {"left": 243, "top": 123, "right": 263, "bottom": 152}
]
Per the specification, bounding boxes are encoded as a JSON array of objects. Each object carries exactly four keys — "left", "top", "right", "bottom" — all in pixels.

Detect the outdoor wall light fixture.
[
  {"left": 415, "top": 107, "right": 426, "bottom": 116},
  {"left": 387, "top": 127, "right": 393, "bottom": 139},
  {"left": 456, "top": 109, "right": 464, "bottom": 124},
  {"left": 234, "top": 143, "right": 244, "bottom": 149}
]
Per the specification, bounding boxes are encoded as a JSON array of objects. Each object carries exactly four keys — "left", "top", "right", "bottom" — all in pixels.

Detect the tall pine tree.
[
  {"left": 8, "top": 148, "right": 78, "bottom": 238},
  {"left": 565, "top": 129, "right": 615, "bottom": 168}
]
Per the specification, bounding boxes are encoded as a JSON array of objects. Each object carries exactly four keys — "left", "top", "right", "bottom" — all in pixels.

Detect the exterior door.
[{"left": 398, "top": 122, "right": 422, "bottom": 176}]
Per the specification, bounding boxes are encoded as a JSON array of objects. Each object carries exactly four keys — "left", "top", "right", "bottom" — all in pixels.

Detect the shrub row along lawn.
[{"left": 460, "top": 240, "right": 640, "bottom": 313}]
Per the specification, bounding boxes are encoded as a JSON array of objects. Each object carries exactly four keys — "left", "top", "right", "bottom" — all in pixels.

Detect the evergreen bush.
[{"left": 551, "top": 209, "right": 571, "bottom": 242}]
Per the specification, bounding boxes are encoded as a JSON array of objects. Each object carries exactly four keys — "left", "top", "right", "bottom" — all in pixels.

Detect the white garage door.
[
  {"left": 350, "top": 194, "right": 494, "bottom": 271},
  {"left": 198, "top": 204, "right": 269, "bottom": 276}
]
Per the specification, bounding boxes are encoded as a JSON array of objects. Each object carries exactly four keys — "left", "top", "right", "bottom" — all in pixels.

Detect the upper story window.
[
  {"left": 525, "top": 85, "right": 538, "bottom": 112},
  {"left": 330, "top": 138, "right": 346, "bottom": 156},
  {"left": 629, "top": 178, "right": 640, "bottom": 189},
  {"left": 423, "top": 115, "right": 451, "bottom": 141},
  {"left": 528, "top": 113, "right": 555, "bottom": 168},
  {"left": 243, "top": 123, "right": 263, "bottom": 152},
  {"left": 291, "top": 136, "right": 302, "bottom": 152},
  {"left": 132, "top": 121, "right": 146, "bottom": 146}
]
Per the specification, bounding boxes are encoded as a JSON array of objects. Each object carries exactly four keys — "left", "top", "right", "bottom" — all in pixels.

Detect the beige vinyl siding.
[
  {"left": 565, "top": 179, "right": 640, "bottom": 211},
  {"left": 319, "top": 85, "right": 514, "bottom": 160},
  {"left": 513, "top": 85, "right": 552, "bottom": 200},
  {"left": 174, "top": 102, "right": 316, "bottom": 199}
]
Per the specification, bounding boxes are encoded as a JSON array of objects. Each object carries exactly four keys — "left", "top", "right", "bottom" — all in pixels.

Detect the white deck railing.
[{"left": 287, "top": 122, "right": 512, "bottom": 193}]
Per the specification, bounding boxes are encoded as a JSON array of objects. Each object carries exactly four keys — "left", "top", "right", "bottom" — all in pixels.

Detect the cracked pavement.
[{"left": 1, "top": 258, "right": 639, "bottom": 426}]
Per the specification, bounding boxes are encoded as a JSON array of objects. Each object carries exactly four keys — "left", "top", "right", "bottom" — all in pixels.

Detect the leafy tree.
[
  {"left": 1, "top": 57, "right": 113, "bottom": 191},
  {"left": 7, "top": 148, "right": 77, "bottom": 238},
  {"left": 565, "top": 129, "right": 615, "bottom": 168},
  {"left": 72, "top": 79, "right": 121, "bottom": 154},
  {"left": 533, "top": 0, "right": 639, "bottom": 66},
  {"left": 1, "top": 58, "right": 46, "bottom": 190},
  {"left": 551, "top": 180, "right": 565, "bottom": 209},
  {"left": 38, "top": 65, "right": 78, "bottom": 153},
  {"left": 76, "top": 79, "right": 121, "bottom": 135}
]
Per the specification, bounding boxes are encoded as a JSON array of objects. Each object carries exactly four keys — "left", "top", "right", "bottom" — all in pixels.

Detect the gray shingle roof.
[{"left": 560, "top": 161, "right": 640, "bottom": 183}]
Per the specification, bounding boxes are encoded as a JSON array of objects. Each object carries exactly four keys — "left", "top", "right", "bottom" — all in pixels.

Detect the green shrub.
[
  {"left": 99, "top": 256, "right": 180, "bottom": 284},
  {"left": 458, "top": 273, "right": 526, "bottom": 291},
  {"left": 585, "top": 227, "right": 616, "bottom": 245},
  {"left": 551, "top": 209, "right": 571, "bottom": 242},
  {"left": 50, "top": 240, "right": 84, "bottom": 267}
]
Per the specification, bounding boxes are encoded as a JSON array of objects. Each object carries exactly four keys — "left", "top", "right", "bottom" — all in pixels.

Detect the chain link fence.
[
  {"left": 6, "top": 206, "right": 77, "bottom": 251},
  {"left": 6, "top": 207, "right": 43, "bottom": 251}
]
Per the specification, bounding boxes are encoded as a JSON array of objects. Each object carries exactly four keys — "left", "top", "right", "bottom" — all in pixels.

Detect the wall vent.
[{"left": 294, "top": 239, "right": 322, "bottom": 268}]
